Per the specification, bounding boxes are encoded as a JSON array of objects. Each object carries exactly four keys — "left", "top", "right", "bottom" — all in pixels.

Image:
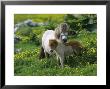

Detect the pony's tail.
[{"left": 39, "top": 47, "right": 45, "bottom": 59}]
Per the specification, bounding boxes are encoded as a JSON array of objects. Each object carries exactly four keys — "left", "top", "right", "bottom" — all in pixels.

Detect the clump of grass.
[{"left": 14, "top": 55, "right": 97, "bottom": 76}]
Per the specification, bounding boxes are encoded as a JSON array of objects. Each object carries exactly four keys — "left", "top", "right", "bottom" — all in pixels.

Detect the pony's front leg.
[
  {"left": 56, "top": 55, "right": 59, "bottom": 61},
  {"left": 59, "top": 55, "right": 64, "bottom": 68},
  {"left": 56, "top": 55, "right": 60, "bottom": 66}
]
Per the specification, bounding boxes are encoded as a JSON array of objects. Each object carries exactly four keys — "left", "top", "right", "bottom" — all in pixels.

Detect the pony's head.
[{"left": 55, "top": 23, "right": 69, "bottom": 43}]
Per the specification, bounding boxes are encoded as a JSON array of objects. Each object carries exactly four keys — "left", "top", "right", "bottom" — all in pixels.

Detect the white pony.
[
  {"left": 39, "top": 23, "right": 69, "bottom": 59},
  {"left": 42, "top": 30, "right": 56, "bottom": 55}
]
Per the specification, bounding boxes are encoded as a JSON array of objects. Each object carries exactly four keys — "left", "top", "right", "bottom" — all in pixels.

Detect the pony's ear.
[
  {"left": 67, "top": 24, "right": 69, "bottom": 30},
  {"left": 65, "top": 23, "right": 69, "bottom": 31}
]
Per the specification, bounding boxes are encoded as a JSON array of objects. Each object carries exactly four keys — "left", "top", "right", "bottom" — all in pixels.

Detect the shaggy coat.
[
  {"left": 39, "top": 23, "right": 69, "bottom": 59},
  {"left": 54, "top": 23, "right": 68, "bottom": 42}
]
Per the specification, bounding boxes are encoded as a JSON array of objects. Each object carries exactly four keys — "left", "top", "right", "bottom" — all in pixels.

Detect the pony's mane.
[{"left": 65, "top": 40, "right": 83, "bottom": 48}]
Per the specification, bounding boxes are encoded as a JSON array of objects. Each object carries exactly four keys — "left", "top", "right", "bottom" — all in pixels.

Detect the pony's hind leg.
[
  {"left": 39, "top": 47, "right": 45, "bottom": 59},
  {"left": 45, "top": 52, "right": 50, "bottom": 58}
]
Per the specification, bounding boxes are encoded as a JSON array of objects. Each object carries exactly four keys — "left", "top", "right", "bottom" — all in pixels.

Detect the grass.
[
  {"left": 14, "top": 32, "right": 97, "bottom": 76},
  {"left": 14, "top": 14, "right": 65, "bottom": 24},
  {"left": 14, "top": 14, "right": 97, "bottom": 76},
  {"left": 14, "top": 55, "right": 97, "bottom": 76}
]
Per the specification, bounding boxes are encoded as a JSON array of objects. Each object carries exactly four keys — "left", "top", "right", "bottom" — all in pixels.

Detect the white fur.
[{"left": 42, "top": 30, "right": 56, "bottom": 55}]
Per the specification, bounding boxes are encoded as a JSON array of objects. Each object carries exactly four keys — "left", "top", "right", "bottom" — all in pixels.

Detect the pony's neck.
[
  {"left": 54, "top": 40, "right": 64, "bottom": 52},
  {"left": 56, "top": 39, "right": 62, "bottom": 43}
]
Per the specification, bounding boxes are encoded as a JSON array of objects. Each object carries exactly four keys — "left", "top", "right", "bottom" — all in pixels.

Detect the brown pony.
[{"left": 48, "top": 39, "right": 84, "bottom": 68}]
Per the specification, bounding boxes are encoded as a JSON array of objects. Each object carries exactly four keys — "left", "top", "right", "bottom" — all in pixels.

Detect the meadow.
[{"left": 14, "top": 14, "right": 97, "bottom": 76}]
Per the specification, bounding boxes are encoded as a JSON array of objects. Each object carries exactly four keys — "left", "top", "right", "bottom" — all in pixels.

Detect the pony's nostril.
[{"left": 50, "top": 50, "right": 53, "bottom": 53}]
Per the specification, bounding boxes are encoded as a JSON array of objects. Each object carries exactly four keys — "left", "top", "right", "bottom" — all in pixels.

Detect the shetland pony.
[
  {"left": 39, "top": 23, "right": 69, "bottom": 59},
  {"left": 48, "top": 39, "right": 83, "bottom": 68}
]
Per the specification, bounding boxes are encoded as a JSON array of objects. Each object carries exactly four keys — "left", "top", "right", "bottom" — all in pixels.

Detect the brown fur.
[
  {"left": 49, "top": 39, "right": 58, "bottom": 49},
  {"left": 65, "top": 41, "right": 83, "bottom": 49},
  {"left": 65, "top": 41, "right": 84, "bottom": 55},
  {"left": 49, "top": 39, "right": 83, "bottom": 56},
  {"left": 49, "top": 40, "right": 83, "bottom": 51}
]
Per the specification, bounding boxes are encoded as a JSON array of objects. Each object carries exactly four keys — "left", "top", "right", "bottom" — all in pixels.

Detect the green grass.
[
  {"left": 15, "top": 42, "right": 37, "bottom": 51},
  {"left": 14, "top": 14, "right": 65, "bottom": 24},
  {"left": 14, "top": 14, "right": 97, "bottom": 76},
  {"left": 14, "top": 32, "right": 97, "bottom": 76},
  {"left": 14, "top": 55, "right": 97, "bottom": 76}
]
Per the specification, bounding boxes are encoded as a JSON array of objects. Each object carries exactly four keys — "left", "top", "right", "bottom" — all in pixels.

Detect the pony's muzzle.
[
  {"left": 61, "top": 35, "right": 67, "bottom": 43},
  {"left": 62, "top": 39, "right": 67, "bottom": 43}
]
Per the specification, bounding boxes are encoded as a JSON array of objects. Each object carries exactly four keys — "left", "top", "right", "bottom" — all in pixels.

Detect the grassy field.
[
  {"left": 14, "top": 14, "right": 97, "bottom": 76},
  {"left": 14, "top": 14, "right": 65, "bottom": 24}
]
